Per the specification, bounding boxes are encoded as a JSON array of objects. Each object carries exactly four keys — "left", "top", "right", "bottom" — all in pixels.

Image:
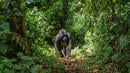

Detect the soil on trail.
[
  {"left": 58, "top": 57, "right": 87, "bottom": 73},
  {"left": 58, "top": 57, "right": 100, "bottom": 73}
]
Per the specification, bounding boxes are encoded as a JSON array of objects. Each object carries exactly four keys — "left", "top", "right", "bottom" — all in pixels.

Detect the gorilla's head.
[{"left": 59, "top": 29, "right": 66, "bottom": 35}]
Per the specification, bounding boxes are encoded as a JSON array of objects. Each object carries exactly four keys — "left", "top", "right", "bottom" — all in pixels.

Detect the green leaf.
[
  {"left": 0, "top": 42, "right": 7, "bottom": 54},
  {"left": 0, "top": 22, "right": 10, "bottom": 32},
  {"left": 126, "top": 62, "right": 130, "bottom": 68},
  {"left": 30, "top": 65, "right": 40, "bottom": 73},
  {"left": 111, "top": 53, "right": 121, "bottom": 62},
  {"left": 4, "top": 0, "right": 11, "bottom": 8},
  {"left": 4, "top": 68, "right": 14, "bottom": 73},
  {"left": 103, "top": 46, "right": 112, "bottom": 59},
  {"left": 126, "top": 62, "right": 130, "bottom": 73},
  {"left": 119, "top": 36, "right": 129, "bottom": 48},
  {"left": 129, "top": 68, "right": 130, "bottom": 73},
  {"left": 14, "top": 64, "right": 22, "bottom": 70},
  {"left": 21, "top": 56, "right": 34, "bottom": 65},
  {"left": 21, "top": 56, "right": 32, "bottom": 61},
  {"left": 0, "top": 15, "right": 5, "bottom": 19},
  {"left": 15, "top": 11, "right": 23, "bottom": 16},
  {"left": 0, "top": 64, "right": 4, "bottom": 70},
  {"left": 17, "top": 52, "right": 24, "bottom": 57}
]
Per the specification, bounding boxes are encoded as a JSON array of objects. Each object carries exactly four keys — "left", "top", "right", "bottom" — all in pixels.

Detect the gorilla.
[{"left": 54, "top": 29, "right": 71, "bottom": 58}]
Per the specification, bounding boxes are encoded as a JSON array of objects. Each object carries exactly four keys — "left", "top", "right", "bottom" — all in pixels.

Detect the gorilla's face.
[{"left": 59, "top": 29, "right": 67, "bottom": 35}]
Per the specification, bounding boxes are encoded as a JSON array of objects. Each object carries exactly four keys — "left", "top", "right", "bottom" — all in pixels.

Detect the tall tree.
[{"left": 5, "top": 0, "right": 29, "bottom": 56}]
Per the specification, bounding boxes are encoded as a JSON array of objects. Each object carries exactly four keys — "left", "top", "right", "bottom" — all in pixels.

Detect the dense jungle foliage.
[{"left": 0, "top": 0, "right": 130, "bottom": 73}]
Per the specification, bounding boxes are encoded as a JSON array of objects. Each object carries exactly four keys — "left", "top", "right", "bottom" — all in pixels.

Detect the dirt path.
[{"left": 58, "top": 57, "right": 87, "bottom": 73}]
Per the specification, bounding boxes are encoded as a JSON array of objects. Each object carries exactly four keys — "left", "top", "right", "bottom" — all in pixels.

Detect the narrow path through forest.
[{"left": 58, "top": 57, "right": 100, "bottom": 73}]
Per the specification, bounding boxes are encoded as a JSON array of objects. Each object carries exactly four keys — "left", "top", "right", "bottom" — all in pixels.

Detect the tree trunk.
[{"left": 7, "top": 0, "right": 29, "bottom": 57}]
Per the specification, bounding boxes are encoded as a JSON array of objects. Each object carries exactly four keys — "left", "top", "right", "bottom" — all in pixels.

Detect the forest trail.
[{"left": 58, "top": 57, "right": 99, "bottom": 73}]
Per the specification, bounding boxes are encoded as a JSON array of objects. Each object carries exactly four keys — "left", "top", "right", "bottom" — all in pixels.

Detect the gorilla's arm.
[
  {"left": 54, "top": 33, "right": 62, "bottom": 51},
  {"left": 66, "top": 32, "right": 71, "bottom": 58}
]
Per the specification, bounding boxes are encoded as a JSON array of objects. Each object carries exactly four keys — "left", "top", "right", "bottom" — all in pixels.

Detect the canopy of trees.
[{"left": 0, "top": 0, "right": 130, "bottom": 73}]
